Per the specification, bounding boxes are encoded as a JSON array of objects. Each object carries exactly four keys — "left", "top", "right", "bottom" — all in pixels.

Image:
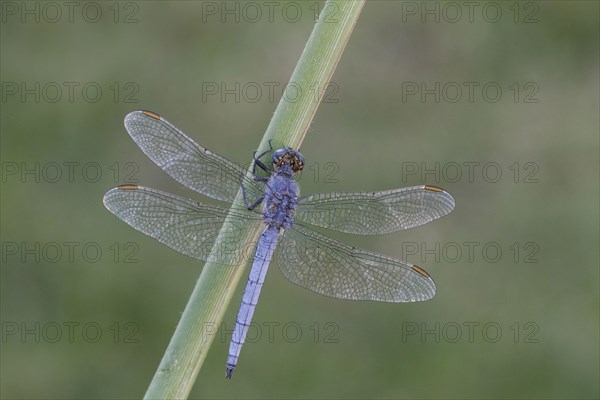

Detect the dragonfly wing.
[
  {"left": 103, "top": 185, "right": 259, "bottom": 265},
  {"left": 296, "top": 185, "right": 455, "bottom": 235},
  {"left": 124, "top": 111, "right": 264, "bottom": 203},
  {"left": 275, "top": 224, "right": 436, "bottom": 302}
]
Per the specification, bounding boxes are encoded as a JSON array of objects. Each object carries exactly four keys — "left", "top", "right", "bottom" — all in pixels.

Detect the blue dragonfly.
[{"left": 103, "top": 111, "right": 455, "bottom": 379}]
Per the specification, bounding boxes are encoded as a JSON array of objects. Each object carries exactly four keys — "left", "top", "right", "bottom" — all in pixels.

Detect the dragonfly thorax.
[{"left": 262, "top": 173, "right": 299, "bottom": 229}]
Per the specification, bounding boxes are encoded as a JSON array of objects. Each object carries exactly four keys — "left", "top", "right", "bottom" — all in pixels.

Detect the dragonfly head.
[{"left": 272, "top": 148, "right": 304, "bottom": 174}]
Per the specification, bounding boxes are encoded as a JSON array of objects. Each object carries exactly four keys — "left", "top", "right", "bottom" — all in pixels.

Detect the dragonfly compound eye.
[
  {"left": 272, "top": 148, "right": 304, "bottom": 173},
  {"left": 291, "top": 154, "right": 304, "bottom": 172}
]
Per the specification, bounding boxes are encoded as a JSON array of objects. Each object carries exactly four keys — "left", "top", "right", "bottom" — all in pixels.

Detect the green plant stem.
[{"left": 144, "top": 1, "right": 365, "bottom": 398}]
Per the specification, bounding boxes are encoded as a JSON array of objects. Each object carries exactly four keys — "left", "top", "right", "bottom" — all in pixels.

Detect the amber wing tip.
[
  {"left": 116, "top": 184, "right": 139, "bottom": 190},
  {"left": 424, "top": 185, "right": 445, "bottom": 193},
  {"left": 141, "top": 110, "right": 161, "bottom": 120},
  {"left": 411, "top": 264, "right": 431, "bottom": 278}
]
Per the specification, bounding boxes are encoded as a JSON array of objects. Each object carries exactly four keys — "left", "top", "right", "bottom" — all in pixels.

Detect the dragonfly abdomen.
[{"left": 226, "top": 227, "right": 280, "bottom": 379}]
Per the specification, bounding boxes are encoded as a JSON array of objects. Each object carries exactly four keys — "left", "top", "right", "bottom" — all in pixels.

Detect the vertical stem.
[{"left": 144, "top": 1, "right": 365, "bottom": 398}]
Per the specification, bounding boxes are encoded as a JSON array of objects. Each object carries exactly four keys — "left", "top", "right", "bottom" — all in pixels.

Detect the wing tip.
[
  {"left": 141, "top": 110, "right": 161, "bottom": 120},
  {"left": 102, "top": 188, "right": 117, "bottom": 210},
  {"left": 411, "top": 264, "right": 437, "bottom": 302},
  {"left": 124, "top": 110, "right": 161, "bottom": 126},
  {"left": 103, "top": 184, "right": 141, "bottom": 209},
  {"left": 424, "top": 184, "right": 456, "bottom": 212},
  {"left": 424, "top": 184, "right": 445, "bottom": 193},
  {"left": 411, "top": 264, "right": 431, "bottom": 278}
]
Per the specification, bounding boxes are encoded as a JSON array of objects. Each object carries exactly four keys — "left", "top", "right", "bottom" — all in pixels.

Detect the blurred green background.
[{"left": 1, "top": 1, "right": 598, "bottom": 399}]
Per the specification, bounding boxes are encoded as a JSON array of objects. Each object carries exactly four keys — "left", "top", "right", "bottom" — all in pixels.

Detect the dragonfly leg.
[
  {"left": 245, "top": 194, "right": 265, "bottom": 211},
  {"left": 240, "top": 172, "right": 265, "bottom": 210},
  {"left": 252, "top": 140, "right": 274, "bottom": 175},
  {"left": 253, "top": 156, "right": 270, "bottom": 175}
]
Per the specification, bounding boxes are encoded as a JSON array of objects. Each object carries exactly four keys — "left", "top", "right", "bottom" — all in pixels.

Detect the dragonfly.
[{"left": 103, "top": 110, "right": 455, "bottom": 379}]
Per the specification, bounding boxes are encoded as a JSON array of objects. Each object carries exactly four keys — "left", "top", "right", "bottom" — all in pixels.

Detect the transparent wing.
[
  {"left": 124, "top": 110, "right": 264, "bottom": 203},
  {"left": 103, "top": 185, "right": 260, "bottom": 265},
  {"left": 275, "top": 224, "right": 436, "bottom": 302},
  {"left": 296, "top": 185, "right": 455, "bottom": 235}
]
